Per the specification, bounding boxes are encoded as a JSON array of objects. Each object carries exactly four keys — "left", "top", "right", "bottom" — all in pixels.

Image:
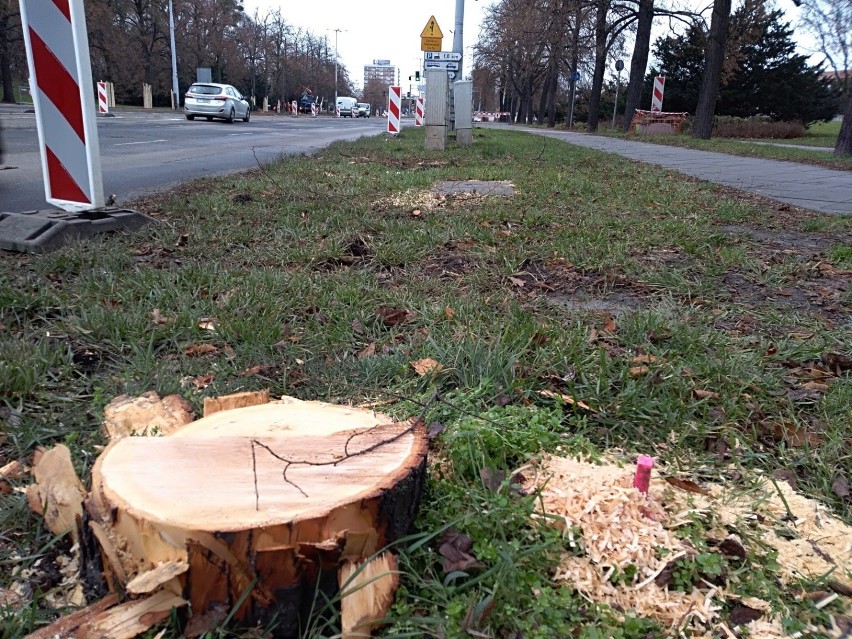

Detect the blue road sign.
[{"left": 572, "top": 71, "right": 580, "bottom": 82}]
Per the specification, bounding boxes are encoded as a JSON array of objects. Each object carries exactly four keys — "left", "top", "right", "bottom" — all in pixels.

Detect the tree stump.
[{"left": 86, "top": 397, "right": 427, "bottom": 637}]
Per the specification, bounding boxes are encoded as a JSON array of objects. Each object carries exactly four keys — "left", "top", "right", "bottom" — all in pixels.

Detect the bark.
[
  {"left": 693, "top": 0, "right": 732, "bottom": 139},
  {"left": 834, "top": 91, "right": 852, "bottom": 156},
  {"left": 587, "top": 0, "right": 609, "bottom": 133},
  {"left": 86, "top": 398, "right": 427, "bottom": 637},
  {"left": 621, "top": 0, "right": 654, "bottom": 131}
]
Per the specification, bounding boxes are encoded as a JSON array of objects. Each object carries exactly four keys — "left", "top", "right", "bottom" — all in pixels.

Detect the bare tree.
[
  {"left": 692, "top": 0, "right": 732, "bottom": 138},
  {"left": 797, "top": 0, "right": 851, "bottom": 94},
  {"left": 0, "top": 0, "right": 22, "bottom": 103},
  {"left": 620, "top": 0, "right": 653, "bottom": 130}
]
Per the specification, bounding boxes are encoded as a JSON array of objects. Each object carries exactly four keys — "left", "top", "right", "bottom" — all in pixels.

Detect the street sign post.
[
  {"left": 424, "top": 51, "right": 461, "bottom": 61},
  {"left": 424, "top": 60, "right": 459, "bottom": 71},
  {"left": 420, "top": 16, "right": 443, "bottom": 53}
]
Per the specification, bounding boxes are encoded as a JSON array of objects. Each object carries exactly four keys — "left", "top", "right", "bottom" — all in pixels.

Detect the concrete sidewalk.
[{"left": 500, "top": 126, "right": 851, "bottom": 215}]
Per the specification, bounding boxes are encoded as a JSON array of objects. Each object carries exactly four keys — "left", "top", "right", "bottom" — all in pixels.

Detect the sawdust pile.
[{"left": 525, "top": 455, "right": 852, "bottom": 637}]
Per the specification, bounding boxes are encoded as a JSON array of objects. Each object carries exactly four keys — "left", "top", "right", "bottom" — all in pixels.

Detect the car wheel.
[
  {"left": 186, "top": 115, "right": 195, "bottom": 120},
  {"left": 206, "top": 116, "right": 213, "bottom": 121},
  {"left": 226, "top": 108, "right": 235, "bottom": 123},
  {"left": 243, "top": 107, "right": 250, "bottom": 123}
]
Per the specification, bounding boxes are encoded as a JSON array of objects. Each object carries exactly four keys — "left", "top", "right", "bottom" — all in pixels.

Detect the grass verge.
[{"left": 1, "top": 127, "right": 850, "bottom": 638}]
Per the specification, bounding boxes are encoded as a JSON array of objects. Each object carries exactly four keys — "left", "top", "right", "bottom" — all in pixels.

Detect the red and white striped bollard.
[
  {"left": 387, "top": 86, "right": 401, "bottom": 135},
  {"left": 651, "top": 77, "right": 665, "bottom": 112}
]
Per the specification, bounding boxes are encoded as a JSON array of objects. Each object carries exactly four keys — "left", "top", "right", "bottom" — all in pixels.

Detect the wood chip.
[
  {"left": 202, "top": 390, "right": 270, "bottom": 417},
  {"left": 103, "top": 392, "right": 194, "bottom": 440},
  {"left": 29, "top": 445, "right": 86, "bottom": 542}
]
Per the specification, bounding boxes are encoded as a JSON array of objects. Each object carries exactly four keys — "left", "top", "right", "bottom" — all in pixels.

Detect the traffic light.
[{"left": 415, "top": 71, "right": 420, "bottom": 81}]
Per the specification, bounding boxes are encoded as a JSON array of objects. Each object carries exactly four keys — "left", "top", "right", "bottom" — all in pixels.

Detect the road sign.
[
  {"left": 424, "top": 51, "right": 461, "bottom": 61},
  {"left": 420, "top": 16, "right": 443, "bottom": 38},
  {"left": 421, "top": 37, "right": 442, "bottom": 52},
  {"left": 572, "top": 71, "right": 580, "bottom": 82},
  {"left": 424, "top": 60, "right": 459, "bottom": 71}
]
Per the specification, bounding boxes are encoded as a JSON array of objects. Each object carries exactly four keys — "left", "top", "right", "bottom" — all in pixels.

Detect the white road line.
[{"left": 114, "top": 139, "right": 167, "bottom": 146}]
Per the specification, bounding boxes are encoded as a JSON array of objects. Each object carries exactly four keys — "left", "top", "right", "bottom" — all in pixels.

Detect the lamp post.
[
  {"left": 167, "top": 0, "right": 179, "bottom": 109},
  {"left": 611, "top": 59, "right": 624, "bottom": 129},
  {"left": 331, "top": 28, "right": 344, "bottom": 109}
]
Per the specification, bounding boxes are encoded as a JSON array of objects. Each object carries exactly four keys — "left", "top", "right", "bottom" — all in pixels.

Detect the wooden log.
[{"left": 88, "top": 397, "right": 427, "bottom": 636}]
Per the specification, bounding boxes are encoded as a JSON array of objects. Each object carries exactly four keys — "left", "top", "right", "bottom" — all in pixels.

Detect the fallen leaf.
[
  {"left": 832, "top": 475, "right": 849, "bottom": 499},
  {"left": 184, "top": 343, "right": 218, "bottom": 356},
  {"left": 444, "top": 306, "right": 456, "bottom": 321},
  {"left": 821, "top": 352, "right": 852, "bottom": 372},
  {"left": 538, "top": 390, "right": 596, "bottom": 412},
  {"left": 772, "top": 469, "right": 798, "bottom": 489},
  {"left": 240, "top": 364, "right": 275, "bottom": 377},
  {"left": 630, "top": 354, "right": 659, "bottom": 365},
  {"left": 411, "top": 358, "right": 443, "bottom": 376},
  {"left": 692, "top": 389, "right": 719, "bottom": 400},
  {"left": 495, "top": 394, "right": 512, "bottom": 407},
  {"left": 176, "top": 233, "right": 189, "bottom": 247},
  {"left": 730, "top": 604, "right": 763, "bottom": 626},
  {"left": 438, "top": 529, "right": 481, "bottom": 574},
  {"left": 801, "top": 381, "right": 830, "bottom": 392},
  {"left": 508, "top": 276, "right": 526, "bottom": 288},
  {"left": 480, "top": 468, "right": 505, "bottom": 493},
  {"left": 426, "top": 422, "right": 446, "bottom": 440},
  {"left": 376, "top": 306, "right": 414, "bottom": 327},
  {"left": 411, "top": 209, "right": 421, "bottom": 217},
  {"left": 719, "top": 536, "right": 747, "bottom": 559},
  {"left": 789, "top": 331, "right": 814, "bottom": 340},
  {"left": 198, "top": 318, "right": 217, "bottom": 332},
  {"left": 191, "top": 374, "right": 215, "bottom": 390},
  {"left": 531, "top": 332, "right": 549, "bottom": 346},
  {"left": 772, "top": 422, "right": 824, "bottom": 447},
  {"left": 629, "top": 365, "right": 649, "bottom": 377},
  {"left": 357, "top": 343, "right": 377, "bottom": 360},
  {"left": 664, "top": 476, "right": 710, "bottom": 496},
  {"left": 151, "top": 308, "right": 173, "bottom": 325},
  {"left": 602, "top": 317, "right": 617, "bottom": 334},
  {"left": 352, "top": 319, "right": 364, "bottom": 334}
]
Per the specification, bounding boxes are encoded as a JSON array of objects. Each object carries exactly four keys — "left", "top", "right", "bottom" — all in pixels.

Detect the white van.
[{"left": 336, "top": 96, "right": 357, "bottom": 117}]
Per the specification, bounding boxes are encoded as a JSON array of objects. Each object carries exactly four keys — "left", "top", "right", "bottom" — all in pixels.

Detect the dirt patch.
[
  {"left": 372, "top": 180, "right": 516, "bottom": 215},
  {"left": 432, "top": 180, "right": 516, "bottom": 197},
  {"left": 719, "top": 224, "right": 843, "bottom": 254}
]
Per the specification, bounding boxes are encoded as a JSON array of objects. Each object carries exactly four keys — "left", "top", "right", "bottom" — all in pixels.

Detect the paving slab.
[{"left": 495, "top": 126, "right": 851, "bottom": 215}]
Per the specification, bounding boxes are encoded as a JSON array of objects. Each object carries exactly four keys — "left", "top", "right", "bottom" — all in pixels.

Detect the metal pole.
[
  {"left": 569, "top": 82, "right": 577, "bottom": 129},
  {"left": 168, "top": 0, "right": 179, "bottom": 110},
  {"left": 611, "top": 68, "right": 621, "bottom": 129},
  {"left": 453, "top": 0, "right": 464, "bottom": 78},
  {"left": 333, "top": 29, "right": 339, "bottom": 109}
]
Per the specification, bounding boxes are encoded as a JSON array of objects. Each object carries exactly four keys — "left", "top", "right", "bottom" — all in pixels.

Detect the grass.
[
  {"left": 590, "top": 119, "right": 851, "bottom": 171},
  {"left": 1, "top": 127, "right": 850, "bottom": 638}
]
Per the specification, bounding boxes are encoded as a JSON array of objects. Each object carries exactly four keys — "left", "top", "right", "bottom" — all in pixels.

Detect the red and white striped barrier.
[
  {"left": 651, "top": 76, "right": 665, "bottom": 112},
  {"left": 291, "top": 100, "right": 298, "bottom": 116},
  {"left": 415, "top": 96, "right": 424, "bottom": 126},
  {"left": 20, "top": 0, "right": 103, "bottom": 211},
  {"left": 311, "top": 103, "right": 317, "bottom": 117},
  {"left": 97, "top": 81, "right": 108, "bottom": 114},
  {"left": 387, "top": 85, "right": 401, "bottom": 135}
]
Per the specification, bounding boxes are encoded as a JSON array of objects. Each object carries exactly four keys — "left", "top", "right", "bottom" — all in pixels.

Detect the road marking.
[{"left": 114, "top": 139, "right": 167, "bottom": 146}]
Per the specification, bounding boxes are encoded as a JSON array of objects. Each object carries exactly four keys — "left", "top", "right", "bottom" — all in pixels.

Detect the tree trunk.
[
  {"left": 0, "top": 12, "right": 17, "bottom": 104},
  {"left": 834, "top": 92, "right": 852, "bottom": 156},
  {"left": 621, "top": 0, "right": 654, "bottom": 131},
  {"left": 546, "top": 59, "right": 559, "bottom": 128},
  {"left": 693, "top": 0, "right": 732, "bottom": 139},
  {"left": 587, "top": 0, "right": 609, "bottom": 133},
  {"left": 87, "top": 398, "right": 427, "bottom": 637}
]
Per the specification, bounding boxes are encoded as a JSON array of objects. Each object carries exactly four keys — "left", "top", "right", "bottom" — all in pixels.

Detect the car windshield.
[{"left": 188, "top": 85, "right": 221, "bottom": 95}]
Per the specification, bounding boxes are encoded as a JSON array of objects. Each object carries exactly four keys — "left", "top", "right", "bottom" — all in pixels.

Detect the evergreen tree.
[{"left": 647, "top": 0, "right": 840, "bottom": 123}]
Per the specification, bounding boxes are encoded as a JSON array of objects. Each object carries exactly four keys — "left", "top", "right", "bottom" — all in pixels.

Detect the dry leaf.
[
  {"left": 729, "top": 604, "right": 763, "bottom": 626},
  {"left": 426, "top": 422, "right": 446, "bottom": 440},
  {"left": 411, "top": 358, "right": 443, "bottom": 376},
  {"left": 376, "top": 306, "right": 414, "bottom": 327},
  {"left": 801, "top": 381, "right": 830, "bottom": 392},
  {"left": 444, "top": 306, "right": 456, "bottom": 321},
  {"left": 629, "top": 365, "right": 649, "bottom": 377},
  {"left": 538, "top": 390, "right": 597, "bottom": 412},
  {"left": 833, "top": 475, "right": 850, "bottom": 499},
  {"left": 508, "top": 276, "right": 526, "bottom": 288},
  {"left": 438, "top": 529, "right": 481, "bottom": 574},
  {"left": 358, "top": 343, "right": 377, "bottom": 360},
  {"left": 198, "top": 318, "right": 217, "bottom": 332},
  {"left": 692, "top": 389, "right": 719, "bottom": 400},
  {"left": 630, "top": 354, "right": 659, "bottom": 365},
  {"left": 602, "top": 317, "right": 617, "bottom": 333},
  {"left": 151, "top": 308, "right": 173, "bottom": 325},
  {"left": 664, "top": 476, "right": 711, "bottom": 496},
  {"left": 191, "top": 374, "right": 215, "bottom": 390},
  {"left": 184, "top": 343, "right": 218, "bottom": 356},
  {"left": 176, "top": 233, "right": 189, "bottom": 247},
  {"left": 773, "top": 422, "right": 824, "bottom": 447},
  {"left": 352, "top": 319, "right": 364, "bottom": 334}
]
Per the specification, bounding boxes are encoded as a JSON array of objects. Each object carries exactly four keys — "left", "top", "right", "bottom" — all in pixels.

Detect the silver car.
[{"left": 184, "top": 83, "right": 250, "bottom": 123}]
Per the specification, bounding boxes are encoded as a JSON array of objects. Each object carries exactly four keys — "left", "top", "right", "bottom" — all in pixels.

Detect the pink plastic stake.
[{"left": 633, "top": 455, "right": 654, "bottom": 494}]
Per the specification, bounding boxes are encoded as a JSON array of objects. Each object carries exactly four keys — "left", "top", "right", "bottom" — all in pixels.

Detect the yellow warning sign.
[
  {"left": 421, "top": 37, "right": 442, "bottom": 52},
  {"left": 420, "top": 15, "right": 443, "bottom": 38}
]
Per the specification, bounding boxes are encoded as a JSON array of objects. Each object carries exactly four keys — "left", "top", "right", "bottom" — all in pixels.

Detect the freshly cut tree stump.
[{"left": 86, "top": 397, "right": 427, "bottom": 637}]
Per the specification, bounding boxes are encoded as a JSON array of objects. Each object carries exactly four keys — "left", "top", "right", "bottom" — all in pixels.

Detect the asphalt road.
[{"left": 0, "top": 106, "right": 393, "bottom": 212}]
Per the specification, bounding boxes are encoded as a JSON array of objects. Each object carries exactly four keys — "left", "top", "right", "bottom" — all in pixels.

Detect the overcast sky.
[{"left": 240, "top": 0, "right": 812, "bottom": 94}]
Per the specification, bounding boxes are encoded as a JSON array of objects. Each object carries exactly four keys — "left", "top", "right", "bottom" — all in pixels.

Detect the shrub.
[{"left": 712, "top": 116, "right": 805, "bottom": 139}]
